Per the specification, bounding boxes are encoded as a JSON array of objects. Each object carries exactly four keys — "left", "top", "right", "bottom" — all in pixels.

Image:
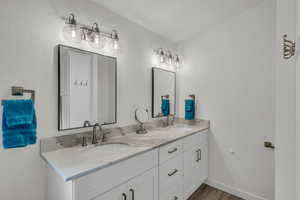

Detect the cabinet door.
[
  {"left": 198, "top": 143, "right": 208, "bottom": 184},
  {"left": 183, "top": 147, "right": 202, "bottom": 198},
  {"left": 93, "top": 184, "right": 128, "bottom": 200},
  {"left": 183, "top": 131, "right": 209, "bottom": 199},
  {"left": 127, "top": 169, "right": 156, "bottom": 200}
]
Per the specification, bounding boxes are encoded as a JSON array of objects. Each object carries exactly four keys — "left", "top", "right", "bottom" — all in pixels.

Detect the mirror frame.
[
  {"left": 57, "top": 44, "right": 118, "bottom": 131},
  {"left": 151, "top": 67, "right": 176, "bottom": 118}
]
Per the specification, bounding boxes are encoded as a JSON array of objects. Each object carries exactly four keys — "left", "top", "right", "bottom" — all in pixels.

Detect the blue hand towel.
[
  {"left": 2, "top": 100, "right": 37, "bottom": 149},
  {"left": 185, "top": 99, "right": 195, "bottom": 120},
  {"left": 161, "top": 99, "right": 170, "bottom": 116},
  {"left": 3, "top": 100, "right": 34, "bottom": 128}
]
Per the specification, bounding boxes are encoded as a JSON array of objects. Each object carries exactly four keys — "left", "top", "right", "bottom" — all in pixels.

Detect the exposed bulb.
[
  {"left": 113, "top": 40, "right": 119, "bottom": 50},
  {"left": 95, "top": 35, "right": 100, "bottom": 44},
  {"left": 160, "top": 55, "right": 165, "bottom": 63},
  {"left": 71, "top": 29, "right": 76, "bottom": 38}
]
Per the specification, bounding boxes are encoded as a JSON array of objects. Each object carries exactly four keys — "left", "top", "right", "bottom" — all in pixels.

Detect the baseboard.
[{"left": 205, "top": 179, "right": 268, "bottom": 200}]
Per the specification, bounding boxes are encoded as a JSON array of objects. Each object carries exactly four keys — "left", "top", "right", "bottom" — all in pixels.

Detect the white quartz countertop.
[{"left": 42, "top": 121, "right": 209, "bottom": 181}]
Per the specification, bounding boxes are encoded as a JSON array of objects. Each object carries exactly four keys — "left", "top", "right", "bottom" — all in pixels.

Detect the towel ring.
[{"left": 1, "top": 86, "right": 35, "bottom": 105}]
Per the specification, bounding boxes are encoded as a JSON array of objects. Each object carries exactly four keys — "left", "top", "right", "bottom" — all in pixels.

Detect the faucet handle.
[{"left": 82, "top": 136, "right": 88, "bottom": 147}]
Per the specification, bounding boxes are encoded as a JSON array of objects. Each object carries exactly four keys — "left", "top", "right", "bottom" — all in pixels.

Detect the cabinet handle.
[
  {"left": 168, "top": 148, "right": 178, "bottom": 154},
  {"left": 199, "top": 149, "right": 202, "bottom": 161},
  {"left": 168, "top": 169, "right": 178, "bottom": 176},
  {"left": 129, "top": 189, "right": 135, "bottom": 200},
  {"left": 196, "top": 149, "right": 202, "bottom": 162},
  {"left": 122, "top": 193, "right": 127, "bottom": 200}
]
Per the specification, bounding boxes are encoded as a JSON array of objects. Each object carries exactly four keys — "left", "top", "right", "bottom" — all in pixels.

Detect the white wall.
[
  {"left": 0, "top": 0, "right": 175, "bottom": 200},
  {"left": 177, "top": 1, "right": 276, "bottom": 199},
  {"left": 276, "top": 0, "right": 297, "bottom": 199}
]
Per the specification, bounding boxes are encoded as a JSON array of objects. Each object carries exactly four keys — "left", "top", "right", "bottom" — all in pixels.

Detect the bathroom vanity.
[
  {"left": 42, "top": 121, "right": 209, "bottom": 200},
  {"left": 46, "top": 45, "right": 209, "bottom": 200}
]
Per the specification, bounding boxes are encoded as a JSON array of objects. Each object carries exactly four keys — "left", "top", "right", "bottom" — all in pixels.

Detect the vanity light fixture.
[
  {"left": 62, "top": 13, "right": 120, "bottom": 51},
  {"left": 154, "top": 48, "right": 180, "bottom": 69}
]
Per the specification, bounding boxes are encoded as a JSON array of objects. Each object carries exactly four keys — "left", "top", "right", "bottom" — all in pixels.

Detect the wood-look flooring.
[{"left": 188, "top": 184, "right": 244, "bottom": 200}]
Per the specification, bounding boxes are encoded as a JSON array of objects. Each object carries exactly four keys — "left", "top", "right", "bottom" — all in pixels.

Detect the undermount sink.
[{"left": 81, "top": 142, "right": 130, "bottom": 158}]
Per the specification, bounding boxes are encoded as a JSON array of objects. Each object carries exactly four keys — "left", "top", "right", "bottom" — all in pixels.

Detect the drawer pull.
[
  {"left": 168, "top": 148, "right": 178, "bottom": 154},
  {"left": 129, "top": 189, "right": 135, "bottom": 200},
  {"left": 174, "top": 196, "right": 178, "bottom": 200},
  {"left": 122, "top": 193, "right": 127, "bottom": 200},
  {"left": 168, "top": 169, "right": 178, "bottom": 176},
  {"left": 196, "top": 149, "right": 202, "bottom": 162}
]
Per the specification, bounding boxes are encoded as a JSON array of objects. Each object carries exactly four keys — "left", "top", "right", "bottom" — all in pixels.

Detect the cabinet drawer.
[
  {"left": 160, "top": 182, "right": 183, "bottom": 200},
  {"left": 74, "top": 149, "right": 158, "bottom": 200},
  {"left": 183, "top": 130, "right": 208, "bottom": 152},
  {"left": 159, "top": 140, "right": 183, "bottom": 164},
  {"left": 159, "top": 155, "right": 183, "bottom": 193}
]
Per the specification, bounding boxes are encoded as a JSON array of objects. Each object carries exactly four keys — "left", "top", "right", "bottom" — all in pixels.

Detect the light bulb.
[
  {"left": 95, "top": 35, "right": 100, "bottom": 44},
  {"left": 113, "top": 40, "right": 119, "bottom": 50},
  {"left": 71, "top": 30, "right": 76, "bottom": 38},
  {"left": 160, "top": 55, "right": 165, "bottom": 63}
]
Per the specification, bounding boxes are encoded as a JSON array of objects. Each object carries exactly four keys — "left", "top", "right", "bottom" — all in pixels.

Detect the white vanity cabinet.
[
  {"left": 183, "top": 130, "right": 208, "bottom": 199},
  {"left": 46, "top": 129, "right": 209, "bottom": 200}
]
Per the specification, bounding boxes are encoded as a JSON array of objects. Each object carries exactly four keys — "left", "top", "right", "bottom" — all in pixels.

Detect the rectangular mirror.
[
  {"left": 152, "top": 67, "right": 176, "bottom": 118},
  {"left": 58, "top": 45, "right": 117, "bottom": 130}
]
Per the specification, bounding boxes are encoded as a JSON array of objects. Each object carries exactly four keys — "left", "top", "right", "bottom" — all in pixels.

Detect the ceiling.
[{"left": 93, "top": 0, "right": 264, "bottom": 43}]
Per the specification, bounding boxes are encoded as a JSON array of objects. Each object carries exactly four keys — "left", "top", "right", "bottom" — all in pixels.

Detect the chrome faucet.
[
  {"left": 92, "top": 123, "right": 102, "bottom": 144},
  {"left": 82, "top": 121, "right": 103, "bottom": 145}
]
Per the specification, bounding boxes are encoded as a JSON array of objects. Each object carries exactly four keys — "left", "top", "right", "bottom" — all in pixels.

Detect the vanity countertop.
[{"left": 42, "top": 120, "right": 209, "bottom": 181}]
